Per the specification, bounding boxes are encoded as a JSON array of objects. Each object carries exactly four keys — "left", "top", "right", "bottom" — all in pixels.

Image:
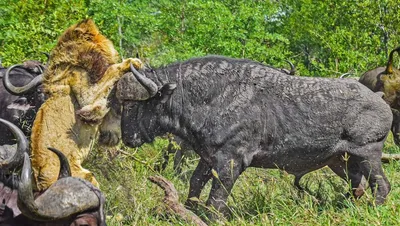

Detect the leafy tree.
[
  {"left": 2, "top": 0, "right": 400, "bottom": 76},
  {"left": 278, "top": 0, "right": 400, "bottom": 76},
  {"left": 0, "top": 0, "right": 88, "bottom": 65}
]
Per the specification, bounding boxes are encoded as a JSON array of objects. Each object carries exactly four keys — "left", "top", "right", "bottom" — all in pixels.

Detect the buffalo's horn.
[
  {"left": 339, "top": 73, "right": 351, "bottom": 78},
  {"left": 42, "top": 52, "right": 50, "bottom": 65},
  {"left": 385, "top": 46, "right": 400, "bottom": 74},
  {"left": 0, "top": 118, "right": 28, "bottom": 170},
  {"left": 285, "top": 60, "right": 296, "bottom": 75},
  {"left": 17, "top": 149, "right": 101, "bottom": 222},
  {"left": 130, "top": 63, "right": 158, "bottom": 97},
  {"left": 3, "top": 64, "right": 43, "bottom": 95},
  {"left": 47, "top": 147, "right": 71, "bottom": 179},
  {"left": 37, "top": 65, "right": 44, "bottom": 74}
]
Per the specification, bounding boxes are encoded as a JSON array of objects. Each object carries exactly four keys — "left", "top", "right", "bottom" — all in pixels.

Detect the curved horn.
[
  {"left": 385, "top": 46, "right": 400, "bottom": 74},
  {"left": 18, "top": 150, "right": 101, "bottom": 221},
  {"left": 37, "top": 65, "right": 44, "bottom": 74},
  {"left": 339, "top": 73, "right": 351, "bottom": 78},
  {"left": 285, "top": 60, "right": 296, "bottom": 75},
  {"left": 47, "top": 147, "right": 71, "bottom": 179},
  {"left": 130, "top": 63, "right": 158, "bottom": 97},
  {"left": 0, "top": 118, "right": 29, "bottom": 170},
  {"left": 3, "top": 64, "right": 43, "bottom": 95},
  {"left": 17, "top": 153, "right": 41, "bottom": 220},
  {"left": 42, "top": 52, "right": 50, "bottom": 65}
]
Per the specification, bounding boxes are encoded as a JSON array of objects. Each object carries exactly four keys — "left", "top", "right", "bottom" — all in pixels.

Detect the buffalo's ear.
[{"left": 158, "top": 83, "right": 177, "bottom": 103}]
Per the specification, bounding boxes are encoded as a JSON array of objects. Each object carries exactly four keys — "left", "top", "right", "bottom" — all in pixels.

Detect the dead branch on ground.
[
  {"left": 148, "top": 175, "right": 207, "bottom": 226},
  {"left": 382, "top": 153, "right": 400, "bottom": 163}
]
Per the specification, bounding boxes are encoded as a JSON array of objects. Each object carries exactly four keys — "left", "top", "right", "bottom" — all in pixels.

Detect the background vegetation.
[
  {"left": 3, "top": 0, "right": 400, "bottom": 76},
  {"left": 2, "top": 0, "right": 400, "bottom": 225}
]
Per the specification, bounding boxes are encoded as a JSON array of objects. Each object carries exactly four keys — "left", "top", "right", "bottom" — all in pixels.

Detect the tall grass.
[{"left": 85, "top": 135, "right": 400, "bottom": 225}]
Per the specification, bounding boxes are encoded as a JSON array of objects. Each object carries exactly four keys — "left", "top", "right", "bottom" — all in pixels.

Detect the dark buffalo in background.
[
  {"left": 0, "top": 118, "right": 106, "bottom": 226},
  {"left": 115, "top": 55, "right": 392, "bottom": 216},
  {"left": 0, "top": 61, "right": 45, "bottom": 145},
  {"left": 358, "top": 46, "right": 400, "bottom": 146}
]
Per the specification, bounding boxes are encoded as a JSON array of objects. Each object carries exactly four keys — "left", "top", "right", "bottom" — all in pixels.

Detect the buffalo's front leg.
[
  {"left": 206, "top": 154, "right": 244, "bottom": 217},
  {"left": 185, "top": 158, "right": 212, "bottom": 208}
]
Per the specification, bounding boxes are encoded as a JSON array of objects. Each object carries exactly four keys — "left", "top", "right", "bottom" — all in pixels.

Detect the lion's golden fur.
[
  {"left": 380, "top": 69, "right": 400, "bottom": 109},
  {"left": 377, "top": 47, "right": 400, "bottom": 110},
  {"left": 31, "top": 19, "right": 142, "bottom": 191}
]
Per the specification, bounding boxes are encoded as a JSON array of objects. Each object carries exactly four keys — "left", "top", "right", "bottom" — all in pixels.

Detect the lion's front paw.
[
  {"left": 128, "top": 58, "right": 144, "bottom": 70},
  {"left": 76, "top": 104, "right": 107, "bottom": 124},
  {"left": 119, "top": 58, "right": 144, "bottom": 72}
]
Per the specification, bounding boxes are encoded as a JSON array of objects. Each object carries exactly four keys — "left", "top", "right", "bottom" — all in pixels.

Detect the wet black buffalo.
[
  {"left": 0, "top": 61, "right": 45, "bottom": 145},
  {"left": 116, "top": 55, "right": 392, "bottom": 215}
]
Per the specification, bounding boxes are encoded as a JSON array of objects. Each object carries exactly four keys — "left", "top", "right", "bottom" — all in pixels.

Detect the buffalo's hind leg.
[
  {"left": 328, "top": 155, "right": 366, "bottom": 199},
  {"left": 185, "top": 158, "right": 212, "bottom": 208},
  {"left": 359, "top": 154, "right": 390, "bottom": 205},
  {"left": 349, "top": 142, "right": 390, "bottom": 205}
]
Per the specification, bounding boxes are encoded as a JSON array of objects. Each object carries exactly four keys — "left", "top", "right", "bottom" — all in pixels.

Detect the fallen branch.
[
  {"left": 148, "top": 175, "right": 207, "bottom": 226},
  {"left": 382, "top": 153, "right": 400, "bottom": 163}
]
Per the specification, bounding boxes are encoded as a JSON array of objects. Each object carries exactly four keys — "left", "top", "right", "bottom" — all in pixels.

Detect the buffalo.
[
  {"left": 0, "top": 61, "right": 45, "bottom": 145},
  {"left": 0, "top": 118, "right": 106, "bottom": 226},
  {"left": 358, "top": 46, "right": 400, "bottom": 146},
  {"left": 115, "top": 55, "right": 391, "bottom": 216}
]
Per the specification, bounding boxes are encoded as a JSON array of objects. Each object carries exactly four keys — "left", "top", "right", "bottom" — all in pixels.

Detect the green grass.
[{"left": 84, "top": 135, "right": 400, "bottom": 226}]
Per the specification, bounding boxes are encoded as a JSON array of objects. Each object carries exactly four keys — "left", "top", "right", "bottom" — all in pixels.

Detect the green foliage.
[
  {"left": 3, "top": 0, "right": 400, "bottom": 76},
  {"left": 81, "top": 0, "right": 291, "bottom": 67},
  {"left": 3, "top": 1, "right": 400, "bottom": 225},
  {"left": 0, "top": 0, "right": 88, "bottom": 64},
  {"left": 278, "top": 0, "right": 400, "bottom": 76}
]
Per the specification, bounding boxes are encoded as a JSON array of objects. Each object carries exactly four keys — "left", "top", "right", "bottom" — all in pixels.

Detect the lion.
[{"left": 30, "top": 19, "right": 143, "bottom": 191}]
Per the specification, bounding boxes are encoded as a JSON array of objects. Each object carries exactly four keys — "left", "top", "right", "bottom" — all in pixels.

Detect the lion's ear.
[{"left": 73, "top": 27, "right": 85, "bottom": 35}]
